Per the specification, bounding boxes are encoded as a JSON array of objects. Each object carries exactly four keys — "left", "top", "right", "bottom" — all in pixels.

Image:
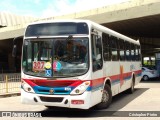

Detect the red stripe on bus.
[
  {"left": 23, "top": 79, "right": 82, "bottom": 87},
  {"left": 22, "top": 69, "right": 141, "bottom": 88}
]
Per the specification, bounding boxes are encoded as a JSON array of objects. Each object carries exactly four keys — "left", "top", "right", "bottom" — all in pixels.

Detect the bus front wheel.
[{"left": 96, "top": 84, "right": 112, "bottom": 109}]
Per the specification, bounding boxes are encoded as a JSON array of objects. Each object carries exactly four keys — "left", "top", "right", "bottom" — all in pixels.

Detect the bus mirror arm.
[
  {"left": 12, "top": 37, "right": 18, "bottom": 57},
  {"left": 12, "top": 45, "right": 17, "bottom": 57}
]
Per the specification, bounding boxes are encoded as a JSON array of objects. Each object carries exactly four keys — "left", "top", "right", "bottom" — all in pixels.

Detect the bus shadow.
[
  {"left": 39, "top": 88, "right": 148, "bottom": 117},
  {"left": 107, "top": 88, "right": 149, "bottom": 111}
]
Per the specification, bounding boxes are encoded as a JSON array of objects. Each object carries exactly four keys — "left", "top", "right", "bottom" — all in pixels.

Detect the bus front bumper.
[{"left": 21, "top": 89, "right": 91, "bottom": 109}]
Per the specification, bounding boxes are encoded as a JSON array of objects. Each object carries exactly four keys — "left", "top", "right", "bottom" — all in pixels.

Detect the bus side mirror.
[{"left": 12, "top": 37, "right": 18, "bottom": 57}]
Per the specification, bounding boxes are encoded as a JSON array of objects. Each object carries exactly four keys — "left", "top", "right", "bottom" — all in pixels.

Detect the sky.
[{"left": 0, "top": 0, "right": 130, "bottom": 18}]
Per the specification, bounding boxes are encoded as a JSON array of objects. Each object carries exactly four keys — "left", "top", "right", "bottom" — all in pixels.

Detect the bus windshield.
[{"left": 22, "top": 37, "right": 89, "bottom": 78}]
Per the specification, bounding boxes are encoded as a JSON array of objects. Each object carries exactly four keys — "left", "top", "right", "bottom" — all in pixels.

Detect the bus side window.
[
  {"left": 92, "top": 34, "right": 103, "bottom": 72},
  {"left": 119, "top": 39, "right": 125, "bottom": 61},
  {"left": 131, "top": 43, "right": 136, "bottom": 61},
  {"left": 125, "top": 41, "right": 131, "bottom": 61},
  {"left": 135, "top": 45, "right": 139, "bottom": 61},
  {"left": 102, "top": 33, "right": 111, "bottom": 61},
  {"left": 138, "top": 45, "right": 141, "bottom": 61},
  {"left": 110, "top": 36, "right": 118, "bottom": 61}
]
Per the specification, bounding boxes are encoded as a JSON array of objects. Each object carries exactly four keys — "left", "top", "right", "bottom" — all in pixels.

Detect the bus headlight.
[
  {"left": 21, "top": 80, "right": 35, "bottom": 93},
  {"left": 70, "top": 81, "right": 90, "bottom": 95}
]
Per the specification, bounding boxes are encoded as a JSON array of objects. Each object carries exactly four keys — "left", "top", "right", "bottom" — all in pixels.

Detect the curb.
[{"left": 0, "top": 93, "right": 21, "bottom": 98}]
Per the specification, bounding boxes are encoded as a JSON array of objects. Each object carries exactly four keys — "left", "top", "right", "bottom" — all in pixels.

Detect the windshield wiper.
[{"left": 66, "top": 35, "right": 73, "bottom": 41}]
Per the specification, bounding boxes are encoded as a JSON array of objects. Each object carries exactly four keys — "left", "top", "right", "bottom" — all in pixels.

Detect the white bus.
[{"left": 19, "top": 20, "right": 141, "bottom": 109}]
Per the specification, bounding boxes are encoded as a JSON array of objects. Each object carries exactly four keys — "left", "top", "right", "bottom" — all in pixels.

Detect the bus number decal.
[{"left": 33, "top": 61, "right": 45, "bottom": 71}]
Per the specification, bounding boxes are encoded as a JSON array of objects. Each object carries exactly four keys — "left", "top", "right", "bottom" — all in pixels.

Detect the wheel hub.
[{"left": 102, "top": 90, "right": 109, "bottom": 103}]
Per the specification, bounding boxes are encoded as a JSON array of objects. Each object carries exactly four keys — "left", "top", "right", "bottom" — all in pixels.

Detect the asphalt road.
[{"left": 0, "top": 79, "right": 160, "bottom": 120}]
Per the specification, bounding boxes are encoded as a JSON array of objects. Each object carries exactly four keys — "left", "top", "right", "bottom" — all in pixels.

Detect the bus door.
[{"left": 91, "top": 33, "right": 104, "bottom": 105}]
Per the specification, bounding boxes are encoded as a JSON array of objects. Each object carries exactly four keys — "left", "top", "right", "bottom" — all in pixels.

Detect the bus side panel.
[
  {"left": 119, "top": 62, "right": 132, "bottom": 93},
  {"left": 104, "top": 61, "right": 120, "bottom": 96},
  {"left": 90, "top": 87, "right": 103, "bottom": 107},
  {"left": 89, "top": 72, "right": 105, "bottom": 107},
  {"left": 133, "top": 61, "right": 142, "bottom": 85},
  {"left": 119, "top": 61, "right": 142, "bottom": 93}
]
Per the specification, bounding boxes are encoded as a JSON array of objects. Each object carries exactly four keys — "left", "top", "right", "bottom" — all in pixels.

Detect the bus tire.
[
  {"left": 96, "top": 84, "right": 112, "bottom": 109},
  {"left": 127, "top": 76, "right": 135, "bottom": 94}
]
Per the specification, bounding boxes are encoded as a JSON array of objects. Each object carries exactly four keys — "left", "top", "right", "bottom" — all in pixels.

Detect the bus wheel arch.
[
  {"left": 128, "top": 74, "right": 135, "bottom": 94},
  {"left": 95, "top": 79, "right": 112, "bottom": 109}
]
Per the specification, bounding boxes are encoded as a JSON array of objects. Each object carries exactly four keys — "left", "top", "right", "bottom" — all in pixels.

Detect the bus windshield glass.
[
  {"left": 22, "top": 37, "right": 89, "bottom": 78},
  {"left": 25, "top": 22, "right": 89, "bottom": 37}
]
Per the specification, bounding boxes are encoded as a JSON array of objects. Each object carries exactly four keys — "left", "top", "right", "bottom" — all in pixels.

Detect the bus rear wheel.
[
  {"left": 127, "top": 76, "right": 135, "bottom": 94},
  {"left": 96, "top": 84, "right": 112, "bottom": 109}
]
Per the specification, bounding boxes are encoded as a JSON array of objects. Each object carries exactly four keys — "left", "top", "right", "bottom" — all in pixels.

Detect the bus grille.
[{"left": 39, "top": 96, "right": 64, "bottom": 102}]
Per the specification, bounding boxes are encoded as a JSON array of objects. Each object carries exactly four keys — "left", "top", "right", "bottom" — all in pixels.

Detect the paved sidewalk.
[{"left": 0, "top": 92, "right": 20, "bottom": 98}]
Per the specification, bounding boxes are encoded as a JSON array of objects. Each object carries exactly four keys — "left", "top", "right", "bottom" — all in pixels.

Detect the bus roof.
[
  {"left": 89, "top": 20, "right": 140, "bottom": 45},
  {"left": 27, "top": 19, "right": 140, "bottom": 45}
]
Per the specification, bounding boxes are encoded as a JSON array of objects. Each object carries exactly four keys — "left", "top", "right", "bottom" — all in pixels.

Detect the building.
[
  {"left": 0, "top": 0, "right": 160, "bottom": 73},
  {"left": 0, "top": 12, "right": 37, "bottom": 73}
]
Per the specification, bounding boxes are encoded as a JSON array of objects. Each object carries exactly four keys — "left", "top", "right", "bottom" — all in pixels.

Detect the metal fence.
[{"left": 0, "top": 73, "right": 21, "bottom": 95}]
